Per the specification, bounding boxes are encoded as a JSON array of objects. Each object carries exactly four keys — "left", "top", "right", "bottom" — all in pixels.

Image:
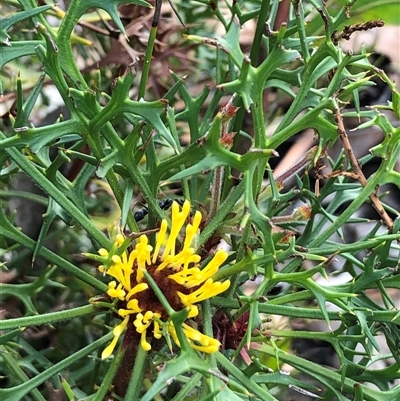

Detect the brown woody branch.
[{"left": 334, "top": 107, "right": 394, "bottom": 232}]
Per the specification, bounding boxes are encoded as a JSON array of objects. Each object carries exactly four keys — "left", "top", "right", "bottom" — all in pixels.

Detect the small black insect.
[{"left": 134, "top": 198, "right": 185, "bottom": 222}]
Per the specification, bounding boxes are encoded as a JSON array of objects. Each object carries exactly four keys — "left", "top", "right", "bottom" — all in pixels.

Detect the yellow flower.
[{"left": 98, "top": 200, "right": 230, "bottom": 359}]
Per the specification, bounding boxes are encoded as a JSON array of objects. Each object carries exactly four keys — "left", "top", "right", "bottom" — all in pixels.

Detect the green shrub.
[{"left": 1, "top": 1, "right": 400, "bottom": 400}]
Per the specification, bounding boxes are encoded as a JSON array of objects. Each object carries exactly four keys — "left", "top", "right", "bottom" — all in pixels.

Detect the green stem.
[
  {"left": 142, "top": 270, "right": 175, "bottom": 316},
  {"left": 138, "top": 0, "right": 161, "bottom": 99},
  {"left": 123, "top": 157, "right": 166, "bottom": 222},
  {"left": 258, "top": 344, "right": 400, "bottom": 401},
  {"left": 0, "top": 210, "right": 107, "bottom": 292},
  {"left": 0, "top": 332, "right": 113, "bottom": 401},
  {"left": 264, "top": 329, "right": 365, "bottom": 343},
  {"left": 305, "top": 234, "right": 400, "bottom": 255},
  {"left": 55, "top": 0, "right": 88, "bottom": 89},
  {"left": 249, "top": 0, "right": 271, "bottom": 66},
  {"left": 0, "top": 131, "right": 110, "bottom": 249},
  {"left": 0, "top": 189, "right": 48, "bottom": 205},
  {"left": 125, "top": 345, "right": 148, "bottom": 400},
  {"left": 258, "top": 303, "right": 400, "bottom": 325},
  {"left": 169, "top": 372, "right": 203, "bottom": 401},
  {"left": 198, "top": 179, "right": 246, "bottom": 246},
  {"left": 210, "top": 0, "right": 228, "bottom": 29},
  {"left": 268, "top": 99, "right": 332, "bottom": 149},
  {"left": 215, "top": 352, "right": 278, "bottom": 401},
  {"left": 309, "top": 167, "right": 400, "bottom": 249},
  {"left": 93, "top": 346, "right": 126, "bottom": 401},
  {"left": 18, "top": 0, "right": 56, "bottom": 38},
  {"left": 0, "top": 345, "right": 47, "bottom": 401},
  {"left": 293, "top": 0, "right": 310, "bottom": 61},
  {"left": 207, "top": 165, "right": 224, "bottom": 223},
  {"left": 273, "top": 44, "right": 333, "bottom": 134},
  {"left": 0, "top": 305, "right": 99, "bottom": 330}
]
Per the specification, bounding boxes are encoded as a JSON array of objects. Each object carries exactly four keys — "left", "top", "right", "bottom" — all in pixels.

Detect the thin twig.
[{"left": 334, "top": 106, "right": 394, "bottom": 232}]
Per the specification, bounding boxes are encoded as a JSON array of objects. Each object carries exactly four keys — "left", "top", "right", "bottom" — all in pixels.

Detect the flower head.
[{"left": 97, "top": 200, "right": 230, "bottom": 359}]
